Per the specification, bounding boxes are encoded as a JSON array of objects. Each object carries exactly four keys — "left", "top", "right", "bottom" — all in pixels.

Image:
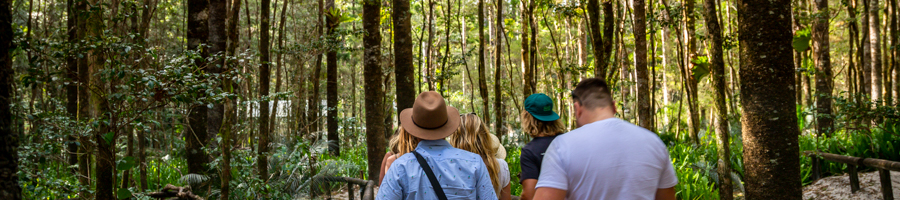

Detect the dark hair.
[{"left": 572, "top": 78, "right": 613, "bottom": 109}]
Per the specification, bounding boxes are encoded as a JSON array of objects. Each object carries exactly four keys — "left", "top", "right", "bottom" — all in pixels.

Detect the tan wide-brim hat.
[
  {"left": 489, "top": 134, "right": 507, "bottom": 159},
  {"left": 399, "top": 91, "right": 461, "bottom": 140}
]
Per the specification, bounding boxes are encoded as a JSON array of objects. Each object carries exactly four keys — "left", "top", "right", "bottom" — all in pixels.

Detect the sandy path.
[{"left": 803, "top": 170, "right": 900, "bottom": 200}]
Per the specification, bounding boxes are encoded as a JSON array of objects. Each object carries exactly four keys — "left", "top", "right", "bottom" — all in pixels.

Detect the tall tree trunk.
[
  {"left": 889, "top": 0, "right": 897, "bottom": 104},
  {"left": 602, "top": 1, "right": 614, "bottom": 79},
  {"left": 814, "top": 0, "right": 833, "bottom": 137},
  {"left": 86, "top": 0, "right": 113, "bottom": 197},
  {"left": 394, "top": 0, "right": 414, "bottom": 121},
  {"left": 65, "top": 0, "right": 79, "bottom": 174},
  {"left": 258, "top": 0, "right": 271, "bottom": 182},
  {"left": 75, "top": 0, "right": 92, "bottom": 188},
  {"left": 862, "top": 0, "right": 872, "bottom": 99},
  {"left": 426, "top": 0, "right": 435, "bottom": 91},
  {"left": 494, "top": 0, "right": 504, "bottom": 136},
  {"left": 221, "top": 0, "right": 241, "bottom": 196},
  {"left": 522, "top": 0, "right": 532, "bottom": 97},
  {"left": 478, "top": 0, "right": 490, "bottom": 122},
  {"left": 326, "top": 0, "right": 340, "bottom": 156},
  {"left": 588, "top": 0, "right": 604, "bottom": 78},
  {"left": 363, "top": 0, "right": 385, "bottom": 181},
  {"left": 187, "top": 0, "right": 210, "bottom": 175},
  {"left": 847, "top": 0, "right": 859, "bottom": 105},
  {"left": 634, "top": 0, "right": 650, "bottom": 129},
  {"left": 704, "top": 0, "right": 732, "bottom": 198},
  {"left": 683, "top": 0, "right": 700, "bottom": 144},
  {"left": 0, "top": 0, "right": 20, "bottom": 197},
  {"left": 208, "top": 0, "right": 227, "bottom": 155},
  {"left": 738, "top": 0, "right": 802, "bottom": 198},
  {"left": 870, "top": 0, "right": 883, "bottom": 103}
]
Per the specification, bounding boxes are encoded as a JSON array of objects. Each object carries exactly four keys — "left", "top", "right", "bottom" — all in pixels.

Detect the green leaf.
[
  {"left": 102, "top": 132, "right": 115, "bottom": 145},
  {"left": 117, "top": 188, "right": 132, "bottom": 199},
  {"left": 792, "top": 28, "right": 811, "bottom": 52},
  {"left": 691, "top": 56, "right": 710, "bottom": 81}
]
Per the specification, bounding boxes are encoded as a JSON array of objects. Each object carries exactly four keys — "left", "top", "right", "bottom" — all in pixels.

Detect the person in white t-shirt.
[{"left": 534, "top": 78, "right": 677, "bottom": 200}]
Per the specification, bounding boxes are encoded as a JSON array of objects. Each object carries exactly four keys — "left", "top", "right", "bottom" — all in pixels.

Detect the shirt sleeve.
[
  {"left": 377, "top": 161, "right": 405, "bottom": 200},
  {"left": 658, "top": 149, "right": 679, "bottom": 188},
  {"left": 535, "top": 140, "right": 568, "bottom": 190},
  {"left": 519, "top": 148, "right": 540, "bottom": 181},
  {"left": 475, "top": 158, "right": 499, "bottom": 200},
  {"left": 497, "top": 159, "right": 511, "bottom": 187}
]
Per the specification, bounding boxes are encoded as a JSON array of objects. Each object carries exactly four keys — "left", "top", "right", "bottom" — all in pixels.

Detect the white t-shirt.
[
  {"left": 497, "top": 158, "right": 510, "bottom": 187},
  {"left": 535, "top": 118, "right": 678, "bottom": 200}
]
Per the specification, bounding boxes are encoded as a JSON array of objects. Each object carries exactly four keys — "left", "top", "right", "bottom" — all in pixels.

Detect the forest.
[{"left": 0, "top": 0, "right": 899, "bottom": 197}]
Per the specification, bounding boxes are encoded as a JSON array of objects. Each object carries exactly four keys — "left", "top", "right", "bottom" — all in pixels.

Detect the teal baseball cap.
[{"left": 524, "top": 93, "right": 560, "bottom": 121}]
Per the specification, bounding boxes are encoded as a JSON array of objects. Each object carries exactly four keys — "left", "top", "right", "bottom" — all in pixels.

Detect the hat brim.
[
  {"left": 399, "top": 106, "right": 461, "bottom": 140},
  {"left": 531, "top": 111, "right": 560, "bottom": 122}
]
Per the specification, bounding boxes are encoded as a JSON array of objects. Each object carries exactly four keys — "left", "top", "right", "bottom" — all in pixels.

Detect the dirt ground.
[{"left": 803, "top": 170, "right": 900, "bottom": 200}]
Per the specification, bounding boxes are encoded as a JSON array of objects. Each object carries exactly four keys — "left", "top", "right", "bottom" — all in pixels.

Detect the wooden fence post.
[
  {"left": 849, "top": 164, "right": 860, "bottom": 193},
  {"left": 879, "top": 169, "right": 894, "bottom": 200}
]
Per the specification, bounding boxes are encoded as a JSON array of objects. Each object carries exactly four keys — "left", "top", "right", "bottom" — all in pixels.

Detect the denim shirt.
[{"left": 377, "top": 139, "right": 498, "bottom": 200}]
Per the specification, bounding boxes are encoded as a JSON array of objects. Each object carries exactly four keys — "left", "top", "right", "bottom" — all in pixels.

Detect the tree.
[
  {"left": 738, "top": 0, "right": 802, "bottom": 198},
  {"left": 588, "top": 0, "right": 603, "bottom": 78},
  {"left": 363, "top": 0, "right": 386, "bottom": 181},
  {"left": 683, "top": 0, "right": 700, "bottom": 144},
  {"left": 207, "top": 0, "right": 227, "bottom": 157},
  {"left": 394, "top": 0, "right": 414, "bottom": 120},
  {"left": 704, "top": 0, "right": 732, "bottom": 198},
  {"left": 65, "top": 0, "right": 78, "bottom": 173},
  {"left": 187, "top": 0, "right": 211, "bottom": 175},
  {"left": 814, "top": 0, "right": 833, "bottom": 137},
  {"left": 325, "top": 0, "right": 340, "bottom": 156},
  {"left": 634, "top": 0, "right": 650, "bottom": 129},
  {"left": 478, "top": 0, "right": 490, "bottom": 125},
  {"left": 869, "top": 0, "right": 882, "bottom": 102},
  {"left": 522, "top": 0, "right": 534, "bottom": 97},
  {"left": 0, "top": 0, "right": 21, "bottom": 197},
  {"left": 258, "top": 0, "right": 271, "bottom": 182},
  {"left": 494, "top": 0, "right": 504, "bottom": 136}
]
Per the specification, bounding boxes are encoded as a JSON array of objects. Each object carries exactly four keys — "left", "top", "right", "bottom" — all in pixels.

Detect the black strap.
[{"left": 412, "top": 151, "right": 448, "bottom": 200}]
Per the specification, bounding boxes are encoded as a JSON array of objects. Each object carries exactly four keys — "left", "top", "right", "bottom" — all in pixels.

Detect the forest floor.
[{"left": 803, "top": 170, "right": 900, "bottom": 200}]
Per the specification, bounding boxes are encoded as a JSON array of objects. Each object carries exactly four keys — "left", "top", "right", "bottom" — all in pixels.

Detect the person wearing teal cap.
[{"left": 518, "top": 93, "right": 565, "bottom": 200}]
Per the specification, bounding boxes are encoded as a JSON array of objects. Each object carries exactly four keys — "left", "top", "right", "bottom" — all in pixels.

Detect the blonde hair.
[
  {"left": 388, "top": 127, "right": 420, "bottom": 156},
  {"left": 447, "top": 113, "right": 502, "bottom": 196},
  {"left": 521, "top": 111, "right": 564, "bottom": 137}
]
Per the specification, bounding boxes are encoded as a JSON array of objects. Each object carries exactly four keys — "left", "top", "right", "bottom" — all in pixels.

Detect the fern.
[{"left": 179, "top": 173, "right": 210, "bottom": 186}]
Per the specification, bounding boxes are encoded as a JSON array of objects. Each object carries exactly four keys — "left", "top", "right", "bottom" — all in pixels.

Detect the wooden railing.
[
  {"left": 803, "top": 151, "right": 899, "bottom": 200},
  {"left": 312, "top": 176, "right": 376, "bottom": 200}
]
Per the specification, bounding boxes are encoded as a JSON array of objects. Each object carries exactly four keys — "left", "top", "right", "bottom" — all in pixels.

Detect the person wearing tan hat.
[
  {"left": 377, "top": 91, "right": 498, "bottom": 200},
  {"left": 448, "top": 113, "right": 512, "bottom": 200}
]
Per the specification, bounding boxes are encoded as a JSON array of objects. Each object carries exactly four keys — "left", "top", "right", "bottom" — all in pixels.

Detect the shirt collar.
[{"left": 417, "top": 139, "right": 451, "bottom": 148}]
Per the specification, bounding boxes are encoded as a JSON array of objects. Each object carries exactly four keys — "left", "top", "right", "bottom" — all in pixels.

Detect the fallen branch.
[{"left": 147, "top": 184, "right": 204, "bottom": 200}]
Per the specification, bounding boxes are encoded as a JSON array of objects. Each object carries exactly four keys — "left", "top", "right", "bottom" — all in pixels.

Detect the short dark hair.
[{"left": 572, "top": 78, "right": 613, "bottom": 109}]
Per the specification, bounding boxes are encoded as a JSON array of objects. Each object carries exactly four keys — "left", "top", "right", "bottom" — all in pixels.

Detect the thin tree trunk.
[
  {"left": 634, "top": 0, "right": 650, "bottom": 129},
  {"left": 394, "top": 0, "right": 414, "bottom": 123},
  {"left": 738, "top": 0, "right": 802, "bottom": 198},
  {"left": 363, "top": 0, "right": 385, "bottom": 181},
  {"left": 683, "top": 0, "right": 700, "bottom": 144},
  {"left": 187, "top": 0, "right": 210, "bottom": 175},
  {"left": 871, "top": 0, "right": 883, "bottom": 103},
  {"left": 257, "top": 0, "right": 271, "bottom": 182},
  {"left": 478, "top": 0, "right": 490, "bottom": 123},
  {"left": 426, "top": 0, "right": 435, "bottom": 91},
  {"left": 326, "top": 0, "right": 340, "bottom": 156},
  {"left": 704, "top": 0, "right": 733, "bottom": 198},
  {"left": 862, "top": 0, "right": 872, "bottom": 99},
  {"left": 65, "top": 0, "right": 79, "bottom": 174},
  {"left": 494, "top": 0, "right": 503, "bottom": 136},
  {"left": 814, "top": 0, "right": 833, "bottom": 137},
  {"left": 588, "top": 0, "right": 603, "bottom": 78},
  {"left": 522, "top": 0, "right": 532, "bottom": 97}
]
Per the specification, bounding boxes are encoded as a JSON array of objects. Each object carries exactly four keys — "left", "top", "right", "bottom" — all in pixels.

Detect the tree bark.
[
  {"left": 588, "top": 0, "right": 604, "bottom": 78},
  {"left": 870, "top": 0, "right": 883, "bottom": 103},
  {"left": 208, "top": 0, "right": 227, "bottom": 156},
  {"left": 683, "top": 0, "right": 700, "bottom": 144},
  {"left": 363, "top": 0, "right": 386, "bottom": 181},
  {"left": 326, "top": 0, "right": 340, "bottom": 156},
  {"left": 704, "top": 0, "right": 732, "bottom": 198},
  {"left": 187, "top": 0, "right": 210, "bottom": 175},
  {"left": 522, "top": 0, "right": 532, "bottom": 97},
  {"left": 814, "top": 0, "right": 833, "bottom": 137},
  {"left": 634, "top": 0, "right": 650, "bottom": 130},
  {"left": 478, "top": 0, "right": 490, "bottom": 125},
  {"left": 602, "top": 1, "right": 614, "bottom": 79},
  {"left": 394, "top": 0, "right": 414, "bottom": 120},
  {"left": 257, "top": 0, "right": 271, "bottom": 182},
  {"left": 862, "top": 0, "right": 872, "bottom": 99},
  {"left": 738, "top": 0, "right": 802, "bottom": 198},
  {"left": 65, "top": 0, "right": 80, "bottom": 176},
  {"left": 494, "top": 0, "right": 504, "bottom": 136},
  {"left": 0, "top": 0, "right": 21, "bottom": 197}
]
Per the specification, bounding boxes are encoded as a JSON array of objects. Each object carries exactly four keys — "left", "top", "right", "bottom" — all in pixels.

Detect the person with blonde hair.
[
  {"left": 448, "top": 113, "right": 511, "bottom": 200},
  {"left": 518, "top": 93, "right": 565, "bottom": 200},
  {"left": 378, "top": 91, "right": 497, "bottom": 200},
  {"left": 378, "top": 127, "right": 419, "bottom": 185}
]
